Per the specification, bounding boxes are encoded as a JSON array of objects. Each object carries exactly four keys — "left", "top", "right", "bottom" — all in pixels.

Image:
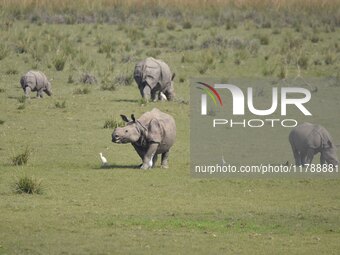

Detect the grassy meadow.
[{"left": 0, "top": 1, "right": 340, "bottom": 254}]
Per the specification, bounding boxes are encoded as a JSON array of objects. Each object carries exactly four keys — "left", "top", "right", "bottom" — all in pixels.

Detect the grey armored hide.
[
  {"left": 289, "top": 122, "right": 339, "bottom": 166},
  {"left": 136, "top": 108, "right": 176, "bottom": 152},
  {"left": 20, "top": 70, "right": 52, "bottom": 98},
  {"left": 134, "top": 57, "right": 174, "bottom": 100},
  {"left": 112, "top": 108, "right": 176, "bottom": 169}
]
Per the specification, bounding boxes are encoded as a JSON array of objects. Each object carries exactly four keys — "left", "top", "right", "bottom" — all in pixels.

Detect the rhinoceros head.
[
  {"left": 322, "top": 141, "right": 339, "bottom": 166},
  {"left": 112, "top": 114, "right": 144, "bottom": 144},
  {"left": 44, "top": 80, "right": 52, "bottom": 96}
]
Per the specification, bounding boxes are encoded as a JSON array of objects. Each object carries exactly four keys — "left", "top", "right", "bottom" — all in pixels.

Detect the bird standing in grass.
[{"left": 99, "top": 152, "right": 108, "bottom": 167}]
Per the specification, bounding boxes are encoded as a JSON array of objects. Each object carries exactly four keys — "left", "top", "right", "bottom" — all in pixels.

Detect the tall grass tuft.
[
  {"left": 55, "top": 100, "right": 66, "bottom": 108},
  {"left": 53, "top": 54, "right": 67, "bottom": 71},
  {"left": 103, "top": 118, "right": 125, "bottom": 129},
  {"left": 79, "top": 73, "right": 97, "bottom": 84},
  {"left": 11, "top": 147, "right": 31, "bottom": 166},
  {"left": 73, "top": 88, "right": 90, "bottom": 95},
  {"left": 17, "top": 96, "right": 26, "bottom": 103},
  {"left": 13, "top": 176, "right": 43, "bottom": 195}
]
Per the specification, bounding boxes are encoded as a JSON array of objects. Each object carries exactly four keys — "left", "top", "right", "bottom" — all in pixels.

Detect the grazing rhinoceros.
[
  {"left": 112, "top": 108, "right": 176, "bottom": 169},
  {"left": 20, "top": 70, "right": 52, "bottom": 98},
  {"left": 289, "top": 122, "right": 339, "bottom": 166},
  {"left": 134, "top": 57, "right": 175, "bottom": 101}
]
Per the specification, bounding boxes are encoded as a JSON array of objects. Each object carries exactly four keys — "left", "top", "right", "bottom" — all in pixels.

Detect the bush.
[
  {"left": 182, "top": 21, "right": 192, "bottom": 29},
  {"left": 0, "top": 43, "right": 9, "bottom": 60},
  {"left": 0, "top": 88, "right": 5, "bottom": 93},
  {"left": 325, "top": 53, "right": 335, "bottom": 65},
  {"left": 101, "top": 81, "right": 116, "bottom": 91},
  {"left": 247, "top": 39, "right": 260, "bottom": 56},
  {"left": 5, "top": 68, "right": 18, "bottom": 75},
  {"left": 0, "top": 120, "right": 5, "bottom": 125},
  {"left": 103, "top": 119, "right": 125, "bottom": 129},
  {"left": 256, "top": 34, "right": 269, "bottom": 45},
  {"left": 67, "top": 74, "right": 74, "bottom": 84},
  {"left": 114, "top": 73, "right": 133, "bottom": 86},
  {"left": 13, "top": 176, "right": 43, "bottom": 194},
  {"left": 17, "top": 104, "right": 25, "bottom": 110},
  {"left": 310, "top": 34, "right": 320, "bottom": 43},
  {"left": 53, "top": 54, "right": 67, "bottom": 71},
  {"left": 73, "top": 88, "right": 90, "bottom": 95},
  {"left": 79, "top": 73, "right": 97, "bottom": 84},
  {"left": 12, "top": 147, "right": 31, "bottom": 166},
  {"left": 17, "top": 96, "right": 26, "bottom": 103},
  {"left": 55, "top": 100, "right": 66, "bottom": 108},
  {"left": 298, "top": 56, "right": 309, "bottom": 70}
]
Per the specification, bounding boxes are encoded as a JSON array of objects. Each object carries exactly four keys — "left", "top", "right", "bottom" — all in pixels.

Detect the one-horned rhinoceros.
[
  {"left": 134, "top": 57, "right": 175, "bottom": 101},
  {"left": 289, "top": 122, "right": 339, "bottom": 166},
  {"left": 112, "top": 108, "right": 176, "bottom": 169},
  {"left": 20, "top": 70, "right": 52, "bottom": 98}
]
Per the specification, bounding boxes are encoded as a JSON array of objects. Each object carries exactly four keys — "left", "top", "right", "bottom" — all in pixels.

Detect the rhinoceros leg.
[
  {"left": 303, "top": 149, "right": 314, "bottom": 165},
  {"left": 152, "top": 154, "right": 158, "bottom": 167},
  {"left": 142, "top": 85, "right": 151, "bottom": 101},
  {"left": 290, "top": 142, "right": 301, "bottom": 166},
  {"left": 161, "top": 151, "right": 169, "bottom": 169},
  {"left": 37, "top": 89, "right": 44, "bottom": 98},
  {"left": 24, "top": 86, "right": 31, "bottom": 98},
  {"left": 320, "top": 153, "right": 326, "bottom": 165},
  {"left": 141, "top": 143, "right": 158, "bottom": 170}
]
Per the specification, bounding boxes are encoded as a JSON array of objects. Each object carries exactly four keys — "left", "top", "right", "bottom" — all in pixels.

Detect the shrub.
[
  {"left": 114, "top": 73, "right": 133, "bottom": 86},
  {"left": 17, "top": 96, "right": 26, "bottom": 103},
  {"left": 182, "top": 21, "right": 192, "bottom": 29},
  {"left": 298, "top": 56, "right": 309, "bottom": 70},
  {"left": 12, "top": 147, "right": 31, "bottom": 166},
  {"left": 256, "top": 34, "right": 269, "bottom": 45},
  {"left": 310, "top": 34, "right": 320, "bottom": 43},
  {"left": 17, "top": 104, "right": 25, "bottom": 110},
  {"left": 247, "top": 39, "right": 260, "bottom": 56},
  {"left": 73, "top": 88, "right": 90, "bottom": 95},
  {"left": 101, "top": 80, "right": 116, "bottom": 91},
  {"left": 0, "top": 88, "right": 5, "bottom": 93},
  {"left": 5, "top": 68, "right": 18, "bottom": 75},
  {"left": 67, "top": 74, "right": 74, "bottom": 84},
  {"left": 103, "top": 119, "right": 125, "bottom": 129},
  {"left": 55, "top": 100, "right": 66, "bottom": 108},
  {"left": 0, "top": 120, "right": 5, "bottom": 125},
  {"left": 197, "top": 63, "right": 209, "bottom": 74},
  {"left": 325, "top": 53, "right": 335, "bottom": 65},
  {"left": 0, "top": 43, "right": 9, "bottom": 60},
  {"left": 166, "top": 22, "right": 176, "bottom": 30},
  {"left": 13, "top": 176, "right": 43, "bottom": 194},
  {"left": 79, "top": 73, "right": 97, "bottom": 84},
  {"left": 53, "top": 54, "right": 67, "bottom": 71}
]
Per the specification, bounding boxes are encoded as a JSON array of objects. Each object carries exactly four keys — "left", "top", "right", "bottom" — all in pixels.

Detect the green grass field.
[{"left": 1, "top": 2, "right": 340, "bottom": 254}]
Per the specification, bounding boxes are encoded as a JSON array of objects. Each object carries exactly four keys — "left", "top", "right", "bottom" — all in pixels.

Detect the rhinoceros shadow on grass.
[{"left": 94, "top": 164, "right": 139, "bottom": 170}]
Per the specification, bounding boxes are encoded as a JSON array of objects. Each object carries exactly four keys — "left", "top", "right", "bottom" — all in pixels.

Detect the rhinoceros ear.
[
  {"left": 120, "top": 114, "right": 130, "bottom": 122},
  {"left": 171, "top": 73, "right": 176, "bottom": 81},
  {"left": 131, "top": 114, "right": 136, "bottom": 123}
]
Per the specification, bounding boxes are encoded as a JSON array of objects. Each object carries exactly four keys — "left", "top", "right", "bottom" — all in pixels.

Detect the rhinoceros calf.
[
  {"left": 20, "top": 70, "right": 52, "bottom": 98},
  {"left": 112, "top": 108, "right": 176, "bottom": 169},
  {"left": 134, "top": 57, "right": 175, "bottom": 101},
  {"left": 289, "top": 122, "right": 339, "bottom": 166}
]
